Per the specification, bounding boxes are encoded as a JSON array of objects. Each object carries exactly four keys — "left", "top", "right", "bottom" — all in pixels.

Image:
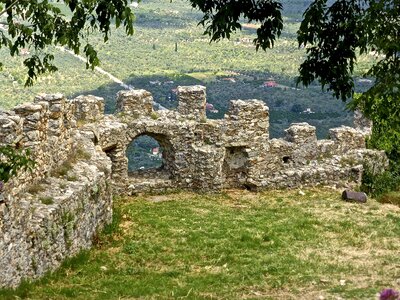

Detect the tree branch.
[{"left": 0, "top": 0, "right": 22, "bottom": 18}]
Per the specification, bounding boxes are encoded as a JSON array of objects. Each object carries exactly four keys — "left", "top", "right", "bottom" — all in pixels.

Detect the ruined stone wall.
[
  {"left": 0, "top": 96, "right": 112, "bottom": 288},
  {"left": 92, "top": 85, "right": 387, "bottom": 194},
  {"left": 0, "top": 85, "right": 388, "bottom": 287}
]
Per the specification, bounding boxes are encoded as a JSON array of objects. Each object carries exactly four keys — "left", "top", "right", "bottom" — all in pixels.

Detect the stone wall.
[
  {"left": 0, "top": 96, "right": 112, "bottom": 288},
  {"left": 94, "top": 85, "right": 387, "bottom": 194},
  {"left": 0, "top": 85, "right": 388, "bottom": 288}
]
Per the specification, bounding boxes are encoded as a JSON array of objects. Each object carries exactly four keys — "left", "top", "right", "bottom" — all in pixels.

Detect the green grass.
[{"left": 2, "top": 188, "right": 400, "bottom": 299}]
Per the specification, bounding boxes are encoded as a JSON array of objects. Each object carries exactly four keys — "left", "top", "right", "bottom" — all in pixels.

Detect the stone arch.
[
  {"left": 126, "top": 131, "right": 175, "bottom": 179},
  {"left": 126, "top": 135, "right": 163, "bottom": 172}
]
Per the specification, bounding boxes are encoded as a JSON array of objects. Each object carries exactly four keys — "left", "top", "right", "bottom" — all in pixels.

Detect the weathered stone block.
[
  {"left": 353, "top": 109, "right": 372, "bottom": 132},
  {"left": 0, "top": 112, "right": 23, "bottom": 145},
  {"left": 72, "top": 95, "right": 105, "bottom": 122},
  {"left": 177, "top": 85, "right": 206, "bottom": 121},
  {"left": 342, "top": 190, "right": 367, "bottom": 203},
  {"left": 224, "top": 100, "right": 269, "bottom": 144},
  {"left": 329, "top": 126, "right": 366, "bottom": 153},
  {"left": 225, "top": 99, "right": 269, "bottom": 121},
  {"left": 116, "top": 90, "right": 153, "bottom": 116},
  {"left": 285, "top": 122, "right": 317, "bottom": 145},
  {"left": 13, "top": 103, "right": 43, "bottom": 117}
]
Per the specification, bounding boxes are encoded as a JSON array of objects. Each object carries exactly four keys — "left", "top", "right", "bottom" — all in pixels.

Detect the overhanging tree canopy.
[
  {"left": 0, "top": 0, "right": 135, "bottom": 85},
  {"left": 292, "top": 0, "right": 399, "bottom": 158}
]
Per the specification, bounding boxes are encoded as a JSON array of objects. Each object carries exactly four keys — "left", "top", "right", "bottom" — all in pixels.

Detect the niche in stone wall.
[
  {"left": 222, "top": 146, "right": 249, "bottom": 188},
  {"left": 104, "top": 145, "right": 119, "bottom": 175},
  {"left": 126, "top": 133, "right": 174, "bottom": 179}
]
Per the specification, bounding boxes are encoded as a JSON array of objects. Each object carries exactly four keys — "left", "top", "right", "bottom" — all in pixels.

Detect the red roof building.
[{"left": 263, "top": 80, "right": 277, "bottom": 87}]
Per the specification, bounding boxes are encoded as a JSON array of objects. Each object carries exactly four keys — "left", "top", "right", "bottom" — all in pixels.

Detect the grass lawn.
[{"left": 1, "top": 188, "right": 400, "bottom": 299}]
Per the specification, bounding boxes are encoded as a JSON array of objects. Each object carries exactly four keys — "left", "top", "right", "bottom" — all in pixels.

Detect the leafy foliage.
[
  {"left": 277, "top": 0, "right": 399, "bottom": 194},
  {"left": 361, "top": 164, "right": 400, "bottom": 198},
  {"left": 0, "top": 0, "right": 135, "bottom": 85},
  {"left": 297, "top": 0, "right": 399, "bottom": 102},
  {"left": 297, "top": 0, "right": 363, "bottom": 100},
  {"left": 295, "top": 0, "right": 400, "bottom": 170},
  {"left": 356, "top": 93, "right": 400, "bottom": 196},
  {"left": 190, "top": 0, "right": 284, "bottom": 50},
  {"left": 0, "top": 145, "right": 34, "bottom": 186}
]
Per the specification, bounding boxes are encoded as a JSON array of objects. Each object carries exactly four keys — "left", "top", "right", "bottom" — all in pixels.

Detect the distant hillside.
[{"left": 0, "top": 0, "right": 375, "bottom": 138}]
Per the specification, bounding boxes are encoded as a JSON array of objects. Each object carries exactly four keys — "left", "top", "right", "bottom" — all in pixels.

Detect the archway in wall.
[{"left": 126, "top": 133, "right": 174, "bottom": 180}]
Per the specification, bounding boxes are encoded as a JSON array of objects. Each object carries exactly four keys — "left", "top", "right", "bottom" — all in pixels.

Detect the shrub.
[
  {"left": 355, "top": 93, "right": 400, "bottom": 198},
  {"left": 361, "top": 167, "right": 400, "bottom": 198},
  {"left": 40, "top": 197, "right": 54, "bottom": 205},
  {"left": 0, "top": 146, "right": 35, "bottom": 189}
]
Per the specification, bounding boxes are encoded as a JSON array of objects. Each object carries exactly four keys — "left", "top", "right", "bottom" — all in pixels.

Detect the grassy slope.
[{"left": 1, "top": 188, "right": 399, "bottom": 299}]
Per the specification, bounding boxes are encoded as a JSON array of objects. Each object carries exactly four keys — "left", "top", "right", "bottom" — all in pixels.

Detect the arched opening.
[
  {"left": 126, "top": 133, "right": 174, "bottom": 180},
  {"left": 126, "top": 135, "right": 163, "bottom": 172}
]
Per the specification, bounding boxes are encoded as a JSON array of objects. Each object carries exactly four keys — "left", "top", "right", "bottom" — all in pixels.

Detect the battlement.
[
  {"left": 0, "top": 85, "right": 387, "bottom": 194},
  {"left": 177, "top": 85, "right": 207, "bottom": 120},
  {"left": 0, "top": 85, "right": 388, "bottom": 288},
  {"left": 116, "top": 89, "right": 153, "bottom": 116}
]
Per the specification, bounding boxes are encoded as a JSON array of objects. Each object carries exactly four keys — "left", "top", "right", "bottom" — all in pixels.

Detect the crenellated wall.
[
  {"left": 90, "top": 85, "right": 387, "bottom": 194},
  {"left": 0, "top": 85, "right": 388, "bottom": 288}
]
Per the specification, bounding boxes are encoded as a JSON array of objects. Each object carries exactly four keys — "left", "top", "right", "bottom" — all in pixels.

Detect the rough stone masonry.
[{"left": 0, "top": 86, "right": 388, "bottom": 287}]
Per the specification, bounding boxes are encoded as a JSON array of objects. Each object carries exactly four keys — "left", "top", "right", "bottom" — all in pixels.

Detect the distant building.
[
  {"left": 358, "top": 78, "right": 372, "bottom": 84},
  {"left": 130, "top": 2, "right": 139, "bottom": 8},
  {"left": 301, "top": 108, "right": 315, "bottom": 114},
  {"left": 151, "top": 147, "right": 162, "bottom": 158},
  {"left": 263, "top": 80, "right": 277, "bottom": 88},
  {"left": 206, "top": 103, "right": 218, "bottom": 114},
  {"left": 206, "top": 103, "right": 219, "bottom": 113},
  {"left": 20, "top": 48, "right": 30, "bottom": 56},
  {"left": 221, "top": 77, "right": 236, "bottom": 83}
]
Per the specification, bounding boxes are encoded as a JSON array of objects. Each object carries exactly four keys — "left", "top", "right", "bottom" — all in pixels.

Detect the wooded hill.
[{"left": 0, "top": 0, "right": 376, "bottom": 138}]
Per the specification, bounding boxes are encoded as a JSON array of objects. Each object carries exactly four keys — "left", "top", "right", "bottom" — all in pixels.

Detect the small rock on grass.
[{"left": 342, "top": 190, "right": 367, "bottom": 203}]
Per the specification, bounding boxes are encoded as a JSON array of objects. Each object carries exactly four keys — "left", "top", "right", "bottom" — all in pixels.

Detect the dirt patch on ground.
[{"left": 146, "top": 195, "right": 175, "bottom": 203}]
